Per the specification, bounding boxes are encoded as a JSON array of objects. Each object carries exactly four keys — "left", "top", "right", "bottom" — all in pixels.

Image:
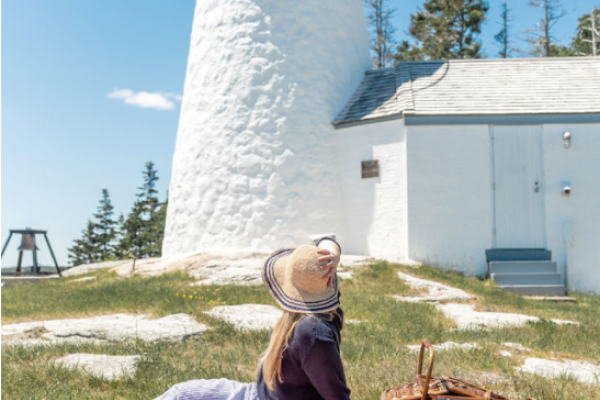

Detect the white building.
[
  {"left": 164, "top": 0, "right": 600, "bottom": 294},
  {"left": 334, "top": 58, "right": 600, "bottom": 295}
]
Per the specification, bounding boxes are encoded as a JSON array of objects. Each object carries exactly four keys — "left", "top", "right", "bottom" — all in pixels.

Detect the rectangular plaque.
[{"left": 361, "top": 160, "right": 379, "bottom": 178}]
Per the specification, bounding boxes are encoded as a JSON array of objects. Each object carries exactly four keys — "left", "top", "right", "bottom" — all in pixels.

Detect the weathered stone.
[
  {"left": 345, "top": 319, "right": 365, "bottom": 324},
  {"left": 517, "top": 357, "right": 600, "bottom": 386},
  {"left": 205, "top": 304, "right": 283, "bottom": 331},
  {"left": 63, "top": 253, "right": 374, "bottom": 285},
  {"left": 62, "top": 259, "right": 144, "bottom": 276},
  {"left": 502, "top": 342, "right": 532, "bottom": 353},
  {"left": 336, "top": 271, "right": 354, "bottom": 280},
  {"left": 406, "top": 341, "right": 477, "bottom": 352},
  {"left": 2, "top": 313, "right": 208, "bottom": 347},
  {"left": 339, "top": 255, "right": 377, "bottom": 268},
  {"left": 436, "top": 303, "right": 579, "bottom": 330},
  {"left": 55, "top": 353, "right": 144, "bottom": 380},
  {"left": 394, "top": 271, "right": 476, "bottom": 303},
  {"left": 190, "top": 258, "right": 263, "bottom": 286}
]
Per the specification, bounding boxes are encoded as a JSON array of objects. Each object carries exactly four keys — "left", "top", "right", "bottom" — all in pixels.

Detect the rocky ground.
[{"left": 2, "top": 257, "right": 598, "bottom": 399}]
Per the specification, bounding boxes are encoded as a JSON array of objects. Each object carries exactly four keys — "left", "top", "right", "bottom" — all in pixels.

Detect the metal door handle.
[{"left": 534, "top": 181, "right": 540, "bottom": 192}]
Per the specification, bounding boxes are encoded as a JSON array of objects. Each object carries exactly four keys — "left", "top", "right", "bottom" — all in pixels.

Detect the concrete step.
[
  {"left": 499, "top": 284, "right": 566, "bottom": 296},
  {"left": 489, "top": 261, "right": 558, "bottom": 274},
  {"left": 491, "top": 272, "right": 564, "bottom": 286},
  {"left": 486, "top": 249, "right": 551, "bottom": 262}
]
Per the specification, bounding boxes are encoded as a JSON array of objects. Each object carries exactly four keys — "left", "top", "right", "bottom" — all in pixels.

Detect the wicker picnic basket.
[{"left": 381, "top": 340, "right": 535, "bottom": 400}]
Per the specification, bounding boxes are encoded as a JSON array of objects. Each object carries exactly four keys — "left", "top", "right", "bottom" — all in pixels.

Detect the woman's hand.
[{"left": 317, "top": 240, "right": 341, "bottom": 287}]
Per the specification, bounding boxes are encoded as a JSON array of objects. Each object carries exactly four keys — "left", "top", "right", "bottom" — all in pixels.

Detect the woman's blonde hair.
[{"left": 260, "top": 309, "right": 340, "bottom": 391}]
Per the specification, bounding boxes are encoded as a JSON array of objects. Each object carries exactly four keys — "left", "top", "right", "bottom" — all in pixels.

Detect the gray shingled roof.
[{"left": 333, "top": 58, "right": 600, "bottom": 126}]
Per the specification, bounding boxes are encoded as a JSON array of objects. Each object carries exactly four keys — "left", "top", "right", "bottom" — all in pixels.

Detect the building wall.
[
  {"left": 406, "top": 122, "right": 600, "bottom": 293},
  {"left": 407, "top": 125, "right": 493, "bottom": 276},
  {"left": 163, "top": 0, "right": 372, "bottom": 258},
  {"left": 542, "top": 123, "right": 600, "bottom": 294},
  {"left": 335, "top": 119, "right": 408, "bottom": 260}
]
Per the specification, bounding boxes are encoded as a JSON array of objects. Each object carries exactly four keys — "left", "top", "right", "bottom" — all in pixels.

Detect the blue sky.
[{"left": 2, "top": 0, "right": 597, "bottom": 268}]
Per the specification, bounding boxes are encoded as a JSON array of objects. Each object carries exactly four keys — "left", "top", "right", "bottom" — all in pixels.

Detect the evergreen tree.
[
  {"left": 571, "top": 10, "right": 600, "bottom": 56},
  {"left": 118, "top": 161, "right": 162, "bottom": 258},
  {"left": 112, "top": 213, "right": 129, "bottom": 259},
  {"left": 494, "top": 1, "right": 511, "bottom": 58},
  {"left": 527, "top": 0, "right": 567, "bottom": 57},
  {"left": 395, "top": 0, "right": 489, "bottom": 61},
  {"left": 67, "top": 220, "right": 101, "bottom": 266},
  {"left": 365, "top": 0, "right": 397, "bottom": 68},
  {"left": 93, "top": 188, "right": 118, "bottom": 260},
  {"left": 548, "top": 43, "right": 576, "bottom": 57},
  {"left": 149, "top": 192, "right": 169, "bottom": 257},
  {"left": 120, "top": 198, "right": 146, "bottom": 259}
]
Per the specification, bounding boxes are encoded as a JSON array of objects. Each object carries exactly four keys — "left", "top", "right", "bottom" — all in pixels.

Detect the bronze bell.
[
  {"left": 2, "top": 228, "right": 62, "bottom": 277},
  {"left": 17, "top": 233, "right": 39, "bottom": 251}
]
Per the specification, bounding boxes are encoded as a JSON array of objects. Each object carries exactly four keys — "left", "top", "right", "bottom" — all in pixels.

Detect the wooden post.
[
  {"left": 43, "top": 234, "right": 63, "bottom": 277},
  {"left": 1, "top": 232, "right": 13, "bottom": 257}
]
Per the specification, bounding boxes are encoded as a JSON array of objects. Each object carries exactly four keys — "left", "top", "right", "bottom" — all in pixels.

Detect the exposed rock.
[
  {"left": 436, "top": 303, "right": 579, "bottom": 330},
  {"left": 345, "top": 319, "right": 366, "bottom": 324},
  {"left": 406, "top": 341, "right": 477, "bottom": 352},
  {"left": 55, "top": 353, "right": 144, "bottom": 380},
  {"left": 499, "top": 350, "right": 513, "bottom": 357},
  {"left": 453, "top": 371, "right": 514, "bottom": 391},
  {"left": 205, "top": 304, "right": 283, "bottom": 331},
  {"left": 336, "top": 271, "right": 354, "bottom": 280},
  {"left": 394, "top": 271, "right": 476, "bottom": 303},
  {"left": 503, "top": 342, "right": 532, "bottom": 353},
  {"left": 2, "top": 335, "right": 108, "bottom": 348},
  {"left": 190, "top": 259, "right": 263, "bottom": 286},
  {"left": 62, "top": 259, "right": 143, "bottom": 277},
  {"left": 339, "top": 255, "right": 376, "bottom": 268},
  {"left": 517, "top": 357, "right": 600, "bottom": 386},
  {"left": 63, "top": 253, "right": 375, "bottom": 285},
  {"left": 2, "top": 313, "right": 208, "bottom": 347}
]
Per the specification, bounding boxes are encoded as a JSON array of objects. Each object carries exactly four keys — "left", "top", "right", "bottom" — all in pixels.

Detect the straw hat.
[{"left": 262, "top": 245, "right": 339, "bottom": 313}]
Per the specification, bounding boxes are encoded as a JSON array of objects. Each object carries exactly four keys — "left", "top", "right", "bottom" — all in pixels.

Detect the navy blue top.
[
  {"left": 256, "top": 306, "right": 350, "bottom": 400},
  {"left": 257, "top": 237, "right": 348, "bottom": 400}
]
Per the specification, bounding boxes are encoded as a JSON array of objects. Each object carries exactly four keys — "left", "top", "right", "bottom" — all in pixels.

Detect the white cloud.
[{"left": 107, "top": 88, "right": 182, "bottom": 111}]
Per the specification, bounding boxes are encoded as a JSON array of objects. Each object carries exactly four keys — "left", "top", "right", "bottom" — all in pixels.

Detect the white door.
[{"left": 492, "top": 125, "right": 545, "bottom": 248}]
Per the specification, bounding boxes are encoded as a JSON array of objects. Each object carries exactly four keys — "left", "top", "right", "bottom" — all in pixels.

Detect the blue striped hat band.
[{"left": 262, "top": 247, "right": 340, "bottom": 313}]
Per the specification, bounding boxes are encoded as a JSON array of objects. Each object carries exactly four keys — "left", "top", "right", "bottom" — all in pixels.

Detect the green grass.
[{"left": 2, "top": 263, "right": 599, "bottom": 399}]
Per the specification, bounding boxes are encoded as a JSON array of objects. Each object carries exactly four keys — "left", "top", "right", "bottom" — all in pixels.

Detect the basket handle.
[{"left": 415, "top": 340, "right": 434, "bottom": 400}]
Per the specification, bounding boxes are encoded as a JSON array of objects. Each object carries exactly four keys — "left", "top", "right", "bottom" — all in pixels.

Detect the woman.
[{"left": 154, "top": 237, "right": 350, "bottom": 400}]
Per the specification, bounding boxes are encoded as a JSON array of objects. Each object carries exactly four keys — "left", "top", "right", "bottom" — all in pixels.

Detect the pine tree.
[
  {"left": 527, "top": 0, "right": 567, "bottom": 57},
  {"left": 92, "top": 189, "right": 118, "bottom": 260},
  {"left": 67, "top": 220, "right": 101, "bottom": 266},
  {"left": 548, "top": 43, "right": 576, "bottom": 57},
  {"left": 395, "top": 0, "right": 489, "bottom": 61},
  {"left": 149, "top": 192, "right": 169, "bottom": 257},
  {"left": 365, "top": 0, "right": 397, "bottom": 68},
  {"left": 494, "top": 1, "right": 510, "bottom": 58},
  {"left": 120, "top": 199, "right": 146, "bottom": 259},
  {"left": 118, "top": 161, "right": 162, "bottom": 258},
  {"left": 112, "top": 213, "right": 128, "bottom": 259},
  {"left": 572, "top": 10, "right": 600, "bottom": 56}
]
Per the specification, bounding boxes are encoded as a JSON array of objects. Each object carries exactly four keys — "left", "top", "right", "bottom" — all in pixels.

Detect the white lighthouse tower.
[{"left": 163, "top": 0, "right": 371, "bottom": 258}]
